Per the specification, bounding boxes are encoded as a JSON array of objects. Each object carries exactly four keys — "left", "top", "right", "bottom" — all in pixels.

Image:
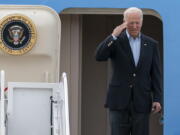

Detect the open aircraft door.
[{"left": 0, "top": 5, "right": 70, "bottom": 135}]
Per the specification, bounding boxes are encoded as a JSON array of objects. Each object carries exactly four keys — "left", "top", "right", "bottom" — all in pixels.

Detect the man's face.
[{"left": 126, "top": 12, "right": 142, "bottom": 38}]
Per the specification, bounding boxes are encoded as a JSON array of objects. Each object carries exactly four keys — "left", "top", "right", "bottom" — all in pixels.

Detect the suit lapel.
[
  {"left": 122, "top": 32, "right": 136, "bottom": 68},
  {"left": 137, "top": 34, "right": 146, "bottom": 69}
]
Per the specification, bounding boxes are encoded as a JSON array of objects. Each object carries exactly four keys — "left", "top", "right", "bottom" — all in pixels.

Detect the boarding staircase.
[{"left": 0, "top": 71, "right": 70, "bottom": 135}]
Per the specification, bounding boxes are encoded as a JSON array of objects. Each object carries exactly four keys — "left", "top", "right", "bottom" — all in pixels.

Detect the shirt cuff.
[{"left": 112, "top": 34, "right": 117, "bottom": 40}]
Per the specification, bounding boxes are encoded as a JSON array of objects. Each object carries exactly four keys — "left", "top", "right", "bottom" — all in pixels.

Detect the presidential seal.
[{"left": 0, "top": 14, "right": 37, "bottom": 55}]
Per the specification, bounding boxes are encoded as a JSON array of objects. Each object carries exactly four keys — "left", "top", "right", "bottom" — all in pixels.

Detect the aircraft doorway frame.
[{"left": 60, "top": 8, "right": 163, "bottom": 135}]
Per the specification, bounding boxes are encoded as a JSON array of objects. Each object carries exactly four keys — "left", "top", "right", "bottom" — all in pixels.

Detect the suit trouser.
[{"left": 109, "top": 102, "right": 150, "bottom": 135}]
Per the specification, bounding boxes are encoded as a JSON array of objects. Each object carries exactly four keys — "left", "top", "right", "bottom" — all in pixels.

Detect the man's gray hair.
[{"left": 123, "top": 7, "right": 143, "bottom": 22}]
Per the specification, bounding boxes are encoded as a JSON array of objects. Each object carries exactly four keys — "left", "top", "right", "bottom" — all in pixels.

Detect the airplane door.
[{"left": 0, "top": 5, "right": 61, "bottom": 83}]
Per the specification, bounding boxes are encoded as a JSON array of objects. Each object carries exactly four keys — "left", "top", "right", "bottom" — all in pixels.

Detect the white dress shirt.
[{"left": 126, "top": 30, "right": 141, "bottom": 66}]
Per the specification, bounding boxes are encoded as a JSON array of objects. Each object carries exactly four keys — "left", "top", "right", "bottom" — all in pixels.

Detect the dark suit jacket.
[{"left": 96, "top": 31, "right": 162, "bottom": 113}]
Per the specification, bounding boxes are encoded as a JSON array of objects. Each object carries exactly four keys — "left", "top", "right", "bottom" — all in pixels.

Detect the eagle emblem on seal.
[{"left": 8, "top": 25, "right": 25, "bottom": 45}]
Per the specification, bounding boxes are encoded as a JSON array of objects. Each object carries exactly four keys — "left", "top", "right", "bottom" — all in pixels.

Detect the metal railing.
[{"left": 0, "top": 70, "right": 6, "bottom": 135}]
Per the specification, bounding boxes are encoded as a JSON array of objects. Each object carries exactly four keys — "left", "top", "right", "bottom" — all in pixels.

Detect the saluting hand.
[{"left": 112, "top": 22, "right": 127, "bottom": 37}]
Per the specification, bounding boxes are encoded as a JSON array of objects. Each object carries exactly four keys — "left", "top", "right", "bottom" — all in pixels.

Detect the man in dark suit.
[{"left": 95, "top": 7, "right": 162, "bottom": 135}]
